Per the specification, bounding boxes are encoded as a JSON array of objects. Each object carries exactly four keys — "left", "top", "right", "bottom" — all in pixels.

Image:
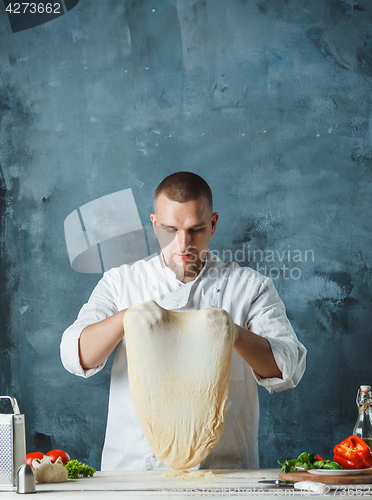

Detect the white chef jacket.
[{"left": 60, "top": 250, "right": 306, "bottom": 471}]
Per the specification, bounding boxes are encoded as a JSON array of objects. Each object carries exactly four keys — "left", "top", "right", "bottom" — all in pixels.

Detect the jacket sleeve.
[
  {"left": 60, "top": 269, "right": 120, "bottom": 378},
  {"left": 246, "top": 277, "right": 307, "bottom": 393}
]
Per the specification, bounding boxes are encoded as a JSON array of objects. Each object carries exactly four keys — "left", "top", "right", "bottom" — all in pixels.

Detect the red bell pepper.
[{"left": 334, "top": 436, "right": 372, "bottom": 469}]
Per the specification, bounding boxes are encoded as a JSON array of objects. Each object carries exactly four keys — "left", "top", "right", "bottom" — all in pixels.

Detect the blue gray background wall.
[{"left": 0, "top": 0, "right": 371, "bottom": 469}]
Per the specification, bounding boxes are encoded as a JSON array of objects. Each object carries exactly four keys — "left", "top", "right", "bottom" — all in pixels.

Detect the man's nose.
[{"left": 177, "top": 230, "right": 191, "bottom": 250}]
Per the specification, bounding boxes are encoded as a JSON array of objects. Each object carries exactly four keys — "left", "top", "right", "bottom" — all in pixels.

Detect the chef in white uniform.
[{"left": 60, "top": 171, "right": 306, "bottom": 471}]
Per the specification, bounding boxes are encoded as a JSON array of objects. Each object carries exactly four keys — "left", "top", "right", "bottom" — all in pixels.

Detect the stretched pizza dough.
[{"left": 124, "top": 300, "right": 236, "bottom": 469}]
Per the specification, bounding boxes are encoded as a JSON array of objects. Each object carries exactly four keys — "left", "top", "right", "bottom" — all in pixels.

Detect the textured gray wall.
[{"left": 1, "top": 0, "right": 372, "bottom": 470}]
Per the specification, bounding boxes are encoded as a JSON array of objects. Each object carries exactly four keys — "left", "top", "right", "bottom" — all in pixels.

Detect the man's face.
[{"left": 150, "top": 194, "right": 218, "bottom": 283}]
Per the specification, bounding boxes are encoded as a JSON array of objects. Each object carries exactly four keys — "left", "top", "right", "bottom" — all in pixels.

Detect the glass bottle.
[{"left": 353, "top": 385, "right": 372, "bottom": 451}]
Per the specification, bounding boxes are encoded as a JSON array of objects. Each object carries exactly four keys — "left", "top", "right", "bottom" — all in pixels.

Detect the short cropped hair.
[{"left": 154, "top": 172, "right": 213, "bottom": 213}]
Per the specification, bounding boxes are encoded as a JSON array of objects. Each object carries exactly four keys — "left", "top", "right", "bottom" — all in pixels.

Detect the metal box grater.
[{"left": 0, "top": 396, "right": 26, "bottom": 487}]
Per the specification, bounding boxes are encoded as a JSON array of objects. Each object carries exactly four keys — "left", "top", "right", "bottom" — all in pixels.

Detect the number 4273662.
[{"left": 5, "top": 3, "right": 62, "bottom": 14}]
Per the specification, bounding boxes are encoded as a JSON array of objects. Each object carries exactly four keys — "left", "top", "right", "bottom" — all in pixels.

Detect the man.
[{"left": 61, "top": 171, "right": 306, "bottom": 471}]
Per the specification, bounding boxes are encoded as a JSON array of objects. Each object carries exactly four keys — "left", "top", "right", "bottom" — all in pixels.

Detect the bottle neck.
[
  {"left": 357, "top": 389, "right": 372, "bottom": 406},
  {"left": 359, "top": 401, "right": 372, "bottom": 414}
]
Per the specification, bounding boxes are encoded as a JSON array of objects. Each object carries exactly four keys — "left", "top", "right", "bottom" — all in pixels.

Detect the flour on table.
[{"left": 161, "top": 470, "right": 217, "bottom": 479}]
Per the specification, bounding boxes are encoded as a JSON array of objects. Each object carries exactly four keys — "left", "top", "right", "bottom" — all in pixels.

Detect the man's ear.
[
  {"left": 211, "top": 212, "right": 219, "bottom": 236},
  {"left": 150, "top": 214, "right": 156, "bottom": 226}
]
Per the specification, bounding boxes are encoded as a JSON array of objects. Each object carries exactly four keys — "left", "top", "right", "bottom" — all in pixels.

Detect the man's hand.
[
  {"left": 234, "top": 324, "right": 282, "bottom": 379},
  {"left": 79, "top": 309, "right": 128, "bottom": 370}
]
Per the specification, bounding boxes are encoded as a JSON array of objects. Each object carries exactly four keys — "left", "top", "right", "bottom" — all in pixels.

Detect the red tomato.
[
  {"left": 26, "top": 452, "right": 44, "bottom": 468},
  {"left": 46, "top": 449, "right": 70, "bottom": 464}
]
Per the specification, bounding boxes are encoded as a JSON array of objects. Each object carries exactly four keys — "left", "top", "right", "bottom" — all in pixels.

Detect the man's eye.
[{"left": 165, "top": 228, "right": 176, "bottom": 233}]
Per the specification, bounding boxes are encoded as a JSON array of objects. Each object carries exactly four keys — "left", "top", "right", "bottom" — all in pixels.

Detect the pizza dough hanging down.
[{"left": 124, "top": 300, "right": 236, "bottom": 470}]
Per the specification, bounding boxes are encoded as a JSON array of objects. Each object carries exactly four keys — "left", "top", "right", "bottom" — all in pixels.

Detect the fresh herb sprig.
[
  {"left": 278, "top": 452, "right": 342, "bottom": 473},
  {"left": 63, "top": 459, "right": 96, "bottom": 479}
]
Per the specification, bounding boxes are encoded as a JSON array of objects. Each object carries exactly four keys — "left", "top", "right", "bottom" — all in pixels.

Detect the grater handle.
[{"left": 0, "top": 396, "right": 21, "bottom": 414}]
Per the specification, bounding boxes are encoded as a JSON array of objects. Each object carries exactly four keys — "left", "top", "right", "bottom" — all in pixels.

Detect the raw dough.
[{"left": 124, "top": 300, "right": 235, "bottom": 469}]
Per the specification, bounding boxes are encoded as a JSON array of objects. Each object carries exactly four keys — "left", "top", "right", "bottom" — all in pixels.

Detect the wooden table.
[{"left": 1, "top": 468, "right": 372, "bottom": 498}]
